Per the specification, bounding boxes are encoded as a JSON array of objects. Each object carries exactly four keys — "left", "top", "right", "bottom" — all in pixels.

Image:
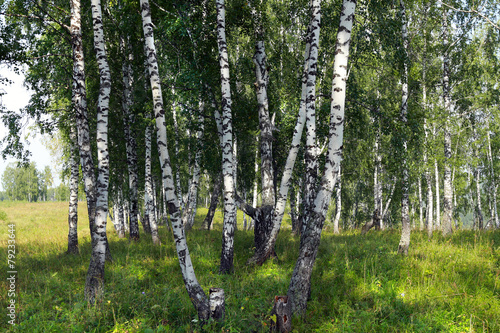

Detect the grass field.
[{"left": 1, "top": 201, "right": 500, "bottom": 332}]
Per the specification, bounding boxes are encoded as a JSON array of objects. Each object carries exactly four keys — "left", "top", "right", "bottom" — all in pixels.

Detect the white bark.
[
  {"left": 398, "top": 0, "right": 410, "bottom": 255},
  {"left": 216, "top": 0, "right": 237, "bottom": 274},
  {"left": 67, "top": 124, "right": 79, "bottom": 254},
  {"left": 85, "top": 0, "right": 111, "bottom": 304},
  {"left": 121, "top": 41, "right": 141, "bottom": 240},
  {"left": 145, "top": 113, "right": 160, "bottom": 244},
  {"left": 301, "top": 0, "right": 322, "bottom": 234},
  {"left": 435, "top": 158, "right": 440, "bottom": 229},
  {"left": 140, "top": 0, "right": 210, "bottom": 320},
  {"left": 288, "top": 0, "right": 355, "bottom": 316},
  {"left": 441, "top": 9, "right": 453, "bottom": 236},
  {"left": 486, "top": 119, "right": 498, "bottom": 227}
]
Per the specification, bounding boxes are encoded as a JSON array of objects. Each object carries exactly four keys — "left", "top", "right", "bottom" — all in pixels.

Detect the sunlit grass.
[{"left": 1, "top": 201, "right": 499, "bottom": 332}]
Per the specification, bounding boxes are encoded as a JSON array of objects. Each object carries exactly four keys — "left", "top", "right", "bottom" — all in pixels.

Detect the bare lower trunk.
[
  {"left": 85, "top": 0, "right": 112, "bottom": 304},
  {"left": 202, "top": 174, "right": 221, "bottom": 230},
  {"left": 145, "top": 113, "right": 160, "bottom": 244},
  {"left": 441, "top": 9, "right": 453, "bottom": 237},
  {"left": 67, "top": 125, "right": 79, "bottom": 254},
  {"left": 397, "top": 0, "right": 410, "bottom": 256},
  {"left": 216, "top": 0, "right": 237, "bottom": 274}
]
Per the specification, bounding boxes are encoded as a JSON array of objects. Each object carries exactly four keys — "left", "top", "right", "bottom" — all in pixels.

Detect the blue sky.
[{"left": 0, "top": 65, "right": 60, "bottom": 191}]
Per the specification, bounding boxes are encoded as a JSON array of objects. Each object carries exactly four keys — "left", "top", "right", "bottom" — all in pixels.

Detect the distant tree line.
[{"left": 0, "top": 162, "right": 71, "bottom": 201}]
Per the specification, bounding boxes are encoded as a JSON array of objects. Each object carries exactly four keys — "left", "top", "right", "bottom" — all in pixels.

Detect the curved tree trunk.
[{"left": 140, "top": 0, "right": 213, "bottom": 321}]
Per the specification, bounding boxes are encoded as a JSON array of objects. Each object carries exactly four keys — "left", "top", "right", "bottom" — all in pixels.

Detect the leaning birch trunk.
[
  {"left": 398, "top": 0, "right": 410, "bottom": 255},
  {"left": 441, "top": 9, "right": 453, "bottom": 236},
  {"left": 145, "top": 112, "right": 161, "bottom": 244},
  {"left": 139, "top": 0, "right": 212, "bottom": 320},
  {"left": 67, "top": 124, "right": 79, "bottom": 254},
  {"left": 216, "top": 0, "right": 238, "bottom": 274},
  {"left": 300, "top": 0, "right": 321, "bottom": 236},
  {"left": 287, "top": 0, "right": 356, "bottom": 317},
  {"left": 85, "top": 0, "right": 112, "bottom": 304},
  {"left": 121, "top": 41, "right": 141, "bottom": 240}
]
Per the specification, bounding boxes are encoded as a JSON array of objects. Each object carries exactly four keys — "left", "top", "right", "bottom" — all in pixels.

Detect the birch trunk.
[
  {"left": 486, "top": 119, "right": 498, "bottom": 228},
  {"left": 216, "top": 0, "right": 238, "bottom": 274},
  {"left": 140, "top": 0, "right": 211, "bottom": 320},
  {"left": 243, "top": 0, "right": 315, "bottom": 265},
  {"left": 435, "top": 158, "right": 440, "bottom": 229},
  {"left": 183, "top": 110, "right": 204, "bottom": 231},
  {"left": 145, "top": 113, "right": 161, "bottom": 244},
  {"left": 71, "top": 0, "right": 97, "bottom": 253},
  {"left": 441, "top": 9, "right": 453, "bottom": 236},
  {"left": 287, "top": 0, "right": 355, "bottom": 317},
  {"left": 300, "top": 0, "right": 321, "bottom": 236},
  {"left": 67, "top": 124, "right": 79, "bottom": 254},
  {"left": 85, "top": 0, "right": 112, "bottom": 304},
  {"left": 202, "top": 174, "right": 221, "bottom": 230},
  {"left": 397, "top": 0, "right": 410, "bottom": 255},
  {"left": 121, "top": 41, "right": 141, "bottom": 240}
]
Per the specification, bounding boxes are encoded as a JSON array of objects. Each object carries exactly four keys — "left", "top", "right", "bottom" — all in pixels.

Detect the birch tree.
[
  {"left": 216, "top": 0, "right": 238, "bottom": 274},
  {"left": 84, "top": 0, "right": 112, "bottom": 304},
  {"left": 139, "top": 0, "right": 220, "bottom": 320},
  {"left": 397, "top": 0, "right": 410, "bottom": 255},
  {"left": 441, "top": 8, "right": 454, "bottom": 236},
  {"left": 287, "top": 0, "right": 356, "bottom": 317},
  {"left": 67, "top": 124, "right": 79, "bottom": 254}
]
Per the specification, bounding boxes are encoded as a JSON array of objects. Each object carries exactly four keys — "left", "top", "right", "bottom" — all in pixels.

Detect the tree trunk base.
[{"left": 271, "top": 296, "right": 292, "bottom": 332}]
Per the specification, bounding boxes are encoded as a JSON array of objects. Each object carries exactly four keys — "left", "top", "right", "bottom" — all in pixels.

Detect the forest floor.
[{"left": 1, "top": 201, "right": 500, "bottom": 332}]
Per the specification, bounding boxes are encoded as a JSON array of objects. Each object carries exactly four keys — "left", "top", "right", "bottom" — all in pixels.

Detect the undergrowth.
[{"left": 0, "top": 201, "right": 499, "bottom": 332}]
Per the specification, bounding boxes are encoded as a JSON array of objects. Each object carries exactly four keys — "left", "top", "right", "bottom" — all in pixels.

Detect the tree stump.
[
  {"left": 209, "top": 288, "right": 225, "bottom": 321},
  {"left": 271, "top": 296, "right": 292, "bottom": 332}
]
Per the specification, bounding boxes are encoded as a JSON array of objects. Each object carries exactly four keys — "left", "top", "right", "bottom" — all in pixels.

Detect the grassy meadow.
[{"left": 1, "top": 201, "right": 500, "bottom": 332}]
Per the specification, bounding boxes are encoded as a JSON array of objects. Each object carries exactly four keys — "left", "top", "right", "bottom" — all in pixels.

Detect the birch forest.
[{"left": 1, "top": 0, "right": 500, "bottom": 331}]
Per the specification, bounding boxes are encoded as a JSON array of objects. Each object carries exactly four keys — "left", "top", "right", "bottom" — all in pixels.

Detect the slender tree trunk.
[
  {"left": 121, "top": 40, "right": 141, "bottom": 240},
  {"left": 441, "top": 9, "right": 453, "bottom": 236},
  {"left": 140, "top": 0, "right": 213, "bottom": 320},
  {"left": 418, "top": 176, "right": 424, "bottom": 230},
  {"left": 183, "top": 110, "right": 204, "bottom": 231},
  {"left": 435, "top": 158, "right": 440, "bottom": 230},
  {"left": 67, "top": 124, "right": 79, "bottom": 254},
  {"left": 299, "top": 0, "right": 321, "bottom": 236},
  {"left": 85, "top": 0, "right": 112, "bottom": 304},
  {"left": 216, "top": 0, "right": 238, "bottom": 274},
  {"left": 145, "top": 112, "right": 161, "bottom": 244},
  {"left": 486, "top": 119, "right": 498, "bottom": 228},
  {"left": 398, "top": 0, "right": 410, "bottom": 255},
  {"left": 287, "top": 0, "right": 355, "bottom": 317},
  {"left": 243, "top": 0, "right": 316, "bottom": 265},
  {"left": 202, "top": 174, "right": 221, "bottom": 230}
]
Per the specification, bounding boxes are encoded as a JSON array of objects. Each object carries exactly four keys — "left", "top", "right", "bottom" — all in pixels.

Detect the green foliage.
[{"left": 1, "top": 202, "right": 500, "bottom": 332}]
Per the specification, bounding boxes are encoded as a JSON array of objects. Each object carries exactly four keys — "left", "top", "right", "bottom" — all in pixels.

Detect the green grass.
[{"left": 1, "top": 201, "right": 500, "bottom": 332}]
